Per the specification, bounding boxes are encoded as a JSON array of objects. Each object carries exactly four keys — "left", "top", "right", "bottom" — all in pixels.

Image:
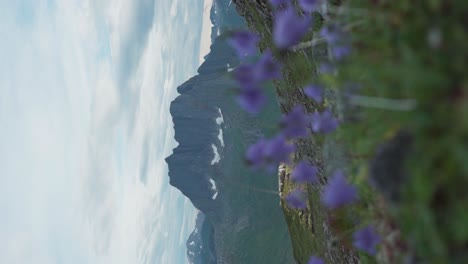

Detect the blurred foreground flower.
[
  {"left": 255, "top": 50, "right": 282, "bottom": 81},
  {"left": 304, "top": 84, "right": 324, "bottom": 103},
  {"left": 299, "top": 0, "right": 321, "bottom": 13},
  {"left": 321, "top": 171, "right": 357, "bottom": 209},
  {"left": 310, "top": 109, "right": 339, "bottom": 133},
  {"left": 307, "top": 256, "right": 324, "bottom": 264},
  {"left": 273, "top": 7, "right": 312, "bottom": 49},
  {"left": 233, "top": 64, "right": 259, "bottom": 88},
  {"left": 269, "top": 0, "right": 289, "bottom": 8},
  {"left": 246, "top": 138, "right": 268, "bottom": 168},
  {"left": 246, "top": 135, "right": 295, "bottom": 168},
  {"left": 264, "top": 134, "right": 296, "bottom": 164},
  {"left": 228, "top": 30, "right": 260, "bottom": 58},
  {"left": 353, "top": 225, "right": 381, "bottom": 255},
  {"left": 291, "top": 161, "right": 319, "bottom": 184},
  {"left": 280, "top": 105, "right": 309, "bottom": 138},
  {"left": 237, "top": 87, "right": 266, "bottom": 114},
  {"left": 286, "top": 189, "right": 307, "bottom": 209}
]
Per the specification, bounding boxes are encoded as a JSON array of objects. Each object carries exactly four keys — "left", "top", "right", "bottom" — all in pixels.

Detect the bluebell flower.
[
  {"left": 286, "top": 189, "right": 307, "bottom": 209},
  {"left": 353, "top": 225, "right": 381, "bottom": 255},
  {"left": 269, "top": 0, "right": 289, "bottom": 8},
  {"left": 320, "top": 24, "right": 343, "bottom": 45},
  {"left": 280, "top": 105, "right": 309, "bottom": 138},
  {"left": 273, "top": 7, "right": 312, "bottom": 49},
  {"left": 321, "top": 170, "right": 357, "bottom": 209},
  {"left": 320, "top": 24, "right": 352, "bottom": 60},
  {"left": 299, "top": 0, "right": 320, "bottom": 13},
  {"left": 310, "top": 109, "right": 339, "bottom": 133},
  {"left": 233, "top": 51, "right": 281, "bottom": 90},
  {"left": 228, "top": 30, "right": 260, "bottom": 58},
  {"left": 318, "top": 63, "right": 335, "bottom": 74},
  {"left": 246, "top": 138, "right": 268, "bottom": 167},
  {"left": 237, "top": 87, "right": 266, "bottom": 114},
  {"left": 303, "top": 84, "right": 324, "bottom": 103},
  {"left": 291, "top": 161, "right": 318, "bottom": 183},
  {"left": 264, "top": 134, "right": 295, "bottom": 164},
  {"left": 233, "top": 64, "right": 259, "bottom": 88},
  {"left": 331, "top": 45, "right": 351, "bottom": 60},
  {"left": 307, "top": 256, "right": 324, "bottom": 264},
  {"left": 255, "top": 50, "right": 282, "bottom": 81}
]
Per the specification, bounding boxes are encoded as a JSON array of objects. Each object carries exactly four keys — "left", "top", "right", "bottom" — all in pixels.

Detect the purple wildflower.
[
  {"left": 255, "top": 50, "right": 282, "bottom": 81},
  {"left": 320, "top": 24, "right": 343, "bottom": 45},
  {"left": 291, "top": 161, "right": 318, "bottom": 183},
  {"left": 318, "top": 63, "right": 335, "bottom": 74},
  {"left": 273, "top": 7, "right": 312, "bottom": 49},
  {"left": 299, "top": 0, "right": 320, "bottom": 13},
  {"left": 233, "top": 51, "right": 281, "bottom": 89},
  {"left": 269, "top": 0, "right": 289, "bottom": 8},
  {"left": 353, "top": 225, "right": 381, "bottom": 255},
  {"left": 320, "top": 24, "right": 352, "bottom": 60},
  {"left": 237, "top": 87, "right": 266, "bottom": 114},
  {"left": 331, "top": 45, "right": 351, "bottom": 60},
  {"left": 307, "top": 256, "right": 324, "bottom": 264},
  {"left": 233, "top": 64, "right": 259, "bottom": 88},
  {"left": 310, "top": 109, "right": 339, "bottom": 133},
  {"left": 280, "top": 105, "right": 309, "bottom": 138},
  {"left": 228, "top": 30, "right": 260, "bottom": 58},
  {"left": 321, "top": 170, "right": 357, "bottom": 209},
  {"left": 303, "top": 84, "right": 324, "bottom": 103},
  {"left": 286, "top": 189, "right": 307, "bottom": 209},
  {"left": 264, "top": 134, "right": 295, "bottom": 164},
  {"left": 246, "top": 138, "right": 268, "bottom": 167}
]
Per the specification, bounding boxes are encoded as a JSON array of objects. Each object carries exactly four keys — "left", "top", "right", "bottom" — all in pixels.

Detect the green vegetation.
[{"left": 237, "top": 0, "right": 468, "bottom": 263}]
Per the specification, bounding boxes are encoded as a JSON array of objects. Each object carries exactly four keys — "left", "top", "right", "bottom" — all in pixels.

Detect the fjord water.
[{"left": 166, "top": 0, "right": 295, "bottom": 263}]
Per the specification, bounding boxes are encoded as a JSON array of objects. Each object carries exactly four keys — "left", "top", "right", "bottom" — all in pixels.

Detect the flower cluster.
[
  {"left": 320, "top": 24, "right": 352, "bottom": 61},
  {"left": 246, "top": 135, "right": 296, "bottom": 169},
  {"left": 229, "top": 0, "right": 380, "bottom": 261}
]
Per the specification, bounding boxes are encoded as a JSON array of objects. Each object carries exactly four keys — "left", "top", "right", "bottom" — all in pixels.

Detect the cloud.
[{"left": 0, "top": 0, "right": 206, "bottom": 263}]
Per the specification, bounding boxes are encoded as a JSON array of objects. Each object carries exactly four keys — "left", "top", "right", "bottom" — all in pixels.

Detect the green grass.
[{"left": 236, "top": 0, "right": 468, "bottom": 263}]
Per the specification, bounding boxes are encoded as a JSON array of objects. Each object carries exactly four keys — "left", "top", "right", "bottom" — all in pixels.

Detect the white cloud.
[{"left": 0, "top": 0, "right": 208, "bottom": 263}]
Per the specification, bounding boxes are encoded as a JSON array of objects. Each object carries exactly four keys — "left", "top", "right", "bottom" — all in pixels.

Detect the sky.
[{"left": 0, "top": 0, "right": 212, "bottom": 263}]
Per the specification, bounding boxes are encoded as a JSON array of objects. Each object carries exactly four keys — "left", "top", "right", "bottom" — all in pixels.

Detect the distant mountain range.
[{"left": 165, "top": 1, "right": 295, "bottom": 263}]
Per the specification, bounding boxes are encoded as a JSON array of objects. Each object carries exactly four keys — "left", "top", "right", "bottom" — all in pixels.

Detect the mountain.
[{"left": 165, "top": 0, "right": 295, "bottom": 263}]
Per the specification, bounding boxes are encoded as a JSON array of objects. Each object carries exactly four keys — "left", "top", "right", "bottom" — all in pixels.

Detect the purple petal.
[
  {"left": 310, "top": 109, "right": 339, "bottom": 133},
  {"left": 286, "top": 189, "right": 307, "bottom": 209},
  {"left": 228, "top": 30, "right": 260, "bottom": 58},
  {"left": 331, "top": 45, "right": 351, "bottom": 60},
  {"left": 255, "top": 50, "right": 282, "bottom": 81},
  {"left": 353, "top": 226, "right": 381, "bottom": 255},
  {"left": 233, "top": 64, "right": 259, "bottom": 88},
  {"left": 246, "top": 138, "right": 268, "bottom": 167},
  {"left": 237, "top": 87, "right": 266, "bottom": 113},
  {"left": 264, "top": 134, "right": 295, "bottom": 164},
  {"left": 273, "top": 7, "right": 312, "bottom": 49},
  {"left": 299, "top": 0, "right": 320, "bottom": 13},
  {"left": 320, "top": 24, "right": 343, "bottom": 45},
  {"left": 269, "top": 0, "right": 289, "bottom": 8},
  {"left": 280, "top": 105, "right": 309, "bottom": 138},
  {"left": 307, "top": 256, "right": 324, "bottom": 264},
  {"left": 291, "top": 161, "right": 318, "bottom": 183},
  {"left": 318, "top": 63, "right": 335, "bottom": 74},
  {"left": 321, "top": 170, "right": 357, "bottom": 209},
  {"left": 303, "top": 84, "right": 324, "bottom": 103}
]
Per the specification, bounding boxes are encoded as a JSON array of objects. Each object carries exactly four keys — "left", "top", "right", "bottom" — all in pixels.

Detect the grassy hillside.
[{"left": 233, "top": 0, "right": 468, "bottom": 263}]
